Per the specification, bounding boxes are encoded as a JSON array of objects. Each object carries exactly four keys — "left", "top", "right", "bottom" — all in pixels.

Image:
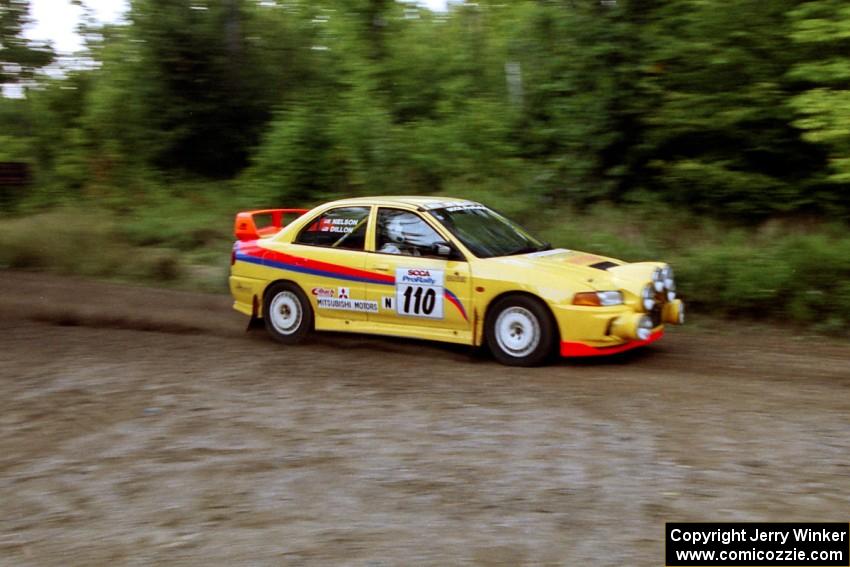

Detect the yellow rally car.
[{"left": 229, "top": 197, "right": 684, "bottom": 366}]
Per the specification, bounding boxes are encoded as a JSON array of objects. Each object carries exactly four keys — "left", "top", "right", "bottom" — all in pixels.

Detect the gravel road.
[{"left": 1, "top": 271, "right": 848, "bottom": 566}]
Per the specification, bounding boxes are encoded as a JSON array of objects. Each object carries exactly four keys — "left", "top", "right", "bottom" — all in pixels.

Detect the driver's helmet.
[
  {"left": 400, "top": 217, "right": 435, "bottom": 247},
  {"left": 386, "top": 218, "right": 406, "bottom": 244}
]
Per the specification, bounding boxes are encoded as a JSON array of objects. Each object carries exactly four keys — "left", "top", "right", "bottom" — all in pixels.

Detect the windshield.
[{"left": 428, "top": 204, "right": 549, "bottom": 259}]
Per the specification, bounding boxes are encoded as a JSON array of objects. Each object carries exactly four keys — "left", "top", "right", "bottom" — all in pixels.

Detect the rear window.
[{"left": 295, "top": 206, "right": 370, "bottom": 250}]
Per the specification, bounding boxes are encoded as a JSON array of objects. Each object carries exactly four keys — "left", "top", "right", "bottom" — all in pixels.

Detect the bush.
[
  {"left": 538, "top": 205, "right": 850, "bottom": 335},
  {"left": 0, "top": 208, "right": 183, "bottom": 282},
  {"left": 1, "top": 200, "right": 848, "bottom": 335}
]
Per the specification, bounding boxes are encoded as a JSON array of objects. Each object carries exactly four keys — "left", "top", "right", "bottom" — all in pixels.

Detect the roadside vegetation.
[
  {"left": 1, "top": 0, "right": 848, "bottom": 334},
  {"left": 2, "top": 190, "right": 848, "bottom": 335}
]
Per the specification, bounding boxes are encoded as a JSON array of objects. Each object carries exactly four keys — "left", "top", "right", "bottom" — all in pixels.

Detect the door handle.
[{"left": 372, "top": 263, "right": 390, "bottom": 272}]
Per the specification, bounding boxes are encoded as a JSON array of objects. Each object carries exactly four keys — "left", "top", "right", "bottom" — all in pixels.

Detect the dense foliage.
[
  {"left": 2, "top": 1, "right": 850, "bottom": 333},
  {"left": 0, "top": 0, "right": 848, "bottom": 220},
  {"left": 0, "top": 0, "right": 53, "bottom": 86}
]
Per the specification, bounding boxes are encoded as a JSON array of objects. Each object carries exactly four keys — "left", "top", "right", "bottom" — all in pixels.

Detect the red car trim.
[
  {"left": 235, "top": 241, "right": 469, "bottom": 320},
  {"left": 560, "top": 329, "right": 664, "bottom": 358}
]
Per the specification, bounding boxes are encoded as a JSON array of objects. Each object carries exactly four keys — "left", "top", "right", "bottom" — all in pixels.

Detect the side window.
[
  {"left": 295, "top": 206, "right": 369, "bottom": 250},
  {"left": 376, "top": 208, "right": 445, "bottom": 257}
]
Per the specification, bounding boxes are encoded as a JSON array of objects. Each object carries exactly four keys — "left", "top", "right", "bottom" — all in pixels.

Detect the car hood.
[
  {"left": 478, "top": 247, "right": 662, "bottom": 296},
  {"left": 481, "top": 248, "right": 623, "bottom": 288}
]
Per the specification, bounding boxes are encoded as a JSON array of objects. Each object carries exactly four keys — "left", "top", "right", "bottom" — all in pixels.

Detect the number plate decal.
[{"left": 395, "top": 268, "right": 444, "bottom": 319}]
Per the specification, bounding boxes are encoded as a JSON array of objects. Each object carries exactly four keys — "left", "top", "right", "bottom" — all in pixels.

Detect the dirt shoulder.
[{"left": 1, "top": 271, "right": 848, "bottom": 566}]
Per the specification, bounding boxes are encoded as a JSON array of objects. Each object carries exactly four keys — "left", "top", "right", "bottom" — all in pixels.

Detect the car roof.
[{"left": 320, "top": 196, "right": 475, "bottom": 209}]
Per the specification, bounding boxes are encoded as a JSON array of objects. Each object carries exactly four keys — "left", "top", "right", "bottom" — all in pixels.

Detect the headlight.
[
  {"left": 662, "top": 265, "right": 676, "bottom": 290},
  {"left": 597, "top": 291, "right": 624, "bottom": 306},
  {"left": 573, "top": 291, "right": 624, "bottom": 306},
  {"left": 637, "top": 315, "right": 653, "bottom": 340},
  {"left": 641, "top": 284, "right": 655, "bottom": 311},
  {"left": 652, "top": 267, "right": 664, "bottom": 292}
]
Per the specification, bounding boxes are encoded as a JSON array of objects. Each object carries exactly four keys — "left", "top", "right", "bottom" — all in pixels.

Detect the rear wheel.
[
  {"left": 486, "top": 295, "right": 556, "bottom": 367},
  {"left": 263, "top": 282, "right": 313, "bottom": 344}
]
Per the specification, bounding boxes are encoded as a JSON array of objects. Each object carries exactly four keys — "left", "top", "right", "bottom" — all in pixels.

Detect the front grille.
[{"left": 650, "top": 304, "right": 663, "bottom": 326}]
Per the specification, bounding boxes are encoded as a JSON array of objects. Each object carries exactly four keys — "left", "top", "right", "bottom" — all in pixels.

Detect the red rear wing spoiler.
[{"left": 234, "top": 209, "right": 310, "bottom": 241}]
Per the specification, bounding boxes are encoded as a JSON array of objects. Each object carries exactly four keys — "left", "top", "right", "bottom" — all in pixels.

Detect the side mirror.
[{"left": 434, "top": 242, "right": 452, "bottom": 257}]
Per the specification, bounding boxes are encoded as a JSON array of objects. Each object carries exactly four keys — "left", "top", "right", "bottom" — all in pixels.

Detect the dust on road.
[{"left": 0, "top": 271, "right": 848, "bottom": 566}]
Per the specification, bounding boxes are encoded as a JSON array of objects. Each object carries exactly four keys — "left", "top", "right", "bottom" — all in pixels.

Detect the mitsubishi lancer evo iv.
[{"left": 229, "top": 197, "right": 683, "bottom": 366}]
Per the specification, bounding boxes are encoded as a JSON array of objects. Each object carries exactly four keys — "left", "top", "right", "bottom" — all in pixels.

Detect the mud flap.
[
  {"left": 246, "top": 295, "right": 264, "bottom": 332},
  {"left": 246, "top": 316, "right": 264, "bottom": 332}
]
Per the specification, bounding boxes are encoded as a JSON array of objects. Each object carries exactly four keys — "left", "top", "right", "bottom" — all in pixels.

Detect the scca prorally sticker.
[
  {"left": 317, "top": 298, "right": 378, "bottom": 313},
  {"left": 395, "top": 268, "right": 444, "bottom": 319},
  {"left": 381, "top": 296, "right": 395, "bottom": 310},
  {"left": 311, "top": 287, "right": 335, "bottom": 297}
]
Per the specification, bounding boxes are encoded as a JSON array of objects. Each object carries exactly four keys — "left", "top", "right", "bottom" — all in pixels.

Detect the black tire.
[
  {"left": 485, "top": 295, "right": 557, "bottom": 367},
  {"left": 263, "top": 282, "right": 313, "bottom": 345}
]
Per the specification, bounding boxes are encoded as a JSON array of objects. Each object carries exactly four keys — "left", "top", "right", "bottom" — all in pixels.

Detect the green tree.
[
  {"left": 127, "top": 0, "right": 286, "bottom": 177},
  {"left": 0, "top": 0, "right": 54, "bottom": 86},
  {"left": 2, "top": 0, "right": 848, "bottom": 221},
  {"left": 789, "top": 0, "right": 850, "bottom": 201},
  {"left": 638, "top": 0, "right": 824, "bottom": 217},
  {"left": 26, "top": 71, "right": 93, "bottom": 196}
]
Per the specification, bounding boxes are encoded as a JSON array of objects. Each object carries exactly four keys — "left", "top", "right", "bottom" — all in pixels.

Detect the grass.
[
  {"left": 2, "top": 194, "right": 848, "bottom": 335},
  {"left": 0, "top": 208, "right": 186, "bottom": 280},
  {"left": 0, "top": 202, "right": 233, "bottom": 293},
  {"left": 536, "top": 205, "right": 850, "bottom": 335}
]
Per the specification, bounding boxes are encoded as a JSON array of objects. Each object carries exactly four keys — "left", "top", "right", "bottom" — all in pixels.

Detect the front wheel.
[
  {"left": 486, "top": 295, "right": 556, "bottom": 367},
  {"left": 263, "top": 282, "right": 313, "bottom": 344}
]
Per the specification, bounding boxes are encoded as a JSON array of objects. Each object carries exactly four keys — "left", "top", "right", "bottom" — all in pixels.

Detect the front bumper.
[
  {"left": 551, "top": 298, "right": 683, "bottom": 358},
  {"left": 560, "top": 328, "right": 664, "bottom": 357}
]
